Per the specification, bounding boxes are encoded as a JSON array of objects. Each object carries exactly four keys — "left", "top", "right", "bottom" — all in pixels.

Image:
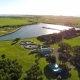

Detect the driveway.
[{"left": 51, "top": 49, "right": 60, "bottom": 62}]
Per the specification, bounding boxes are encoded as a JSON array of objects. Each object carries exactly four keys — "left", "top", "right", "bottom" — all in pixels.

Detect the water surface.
[{"left": 0, "top": 23, "right": 78, "bottom": 40}]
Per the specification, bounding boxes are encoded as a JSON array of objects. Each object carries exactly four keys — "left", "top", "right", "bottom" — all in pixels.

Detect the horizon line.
[{"left": 0, "top": 14, "right": 80, "bottom": 17}]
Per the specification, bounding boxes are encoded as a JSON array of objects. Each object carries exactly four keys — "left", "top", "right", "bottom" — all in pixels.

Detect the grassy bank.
[
  {"left": 0, "top": 26, "right": 22, "bottom": 35},
  {"left": 0, "top": 37, "right": 80, "bottom": 80}
]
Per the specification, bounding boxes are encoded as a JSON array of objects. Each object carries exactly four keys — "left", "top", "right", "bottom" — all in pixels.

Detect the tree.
[
  {"left": 1, "top": 54, "right": 6, "bottom": 59},
  {"left": 59, "top": 64, "right": 71, "bottom": 79},
  {"left": 36, "top": 44, "right": 41, "bottom": 61},
  {"left": 0, "top": 57, "right": 22, "bottom": 80},
  {"left": 37, "top": 28, "right": 78, "bottom": 44},
  {"left": 46, "top": 55, "right": 56, "bottom": 64},
  {"left": 71, "top": 53, "right": 80, "bottom": 67},
  {"left": 59, "top": 53, "right": 67, "bottom": 63},
  {"left": 26, "top": 64, "right": 43, "bottom": 80},
  {"left": 58, "top": 42, "right": 71, "bottom": 53},
  {"left": 59, "top": 52, "right": 72, "bottom": 64},
  {"left": 11, "top": 38, "right": 20, "bottom": 45},
  {"left": 51, "top": 33, "right": 62, "bottom": 43},
  {"left": 60, "top": 28, "right": 77, "bottom": 39},
  {"left": 69, "top": 53, "right": 80, "bottom": 78},
  {"left": 73, "top": 45, "right": 80, "bottom": 53}
]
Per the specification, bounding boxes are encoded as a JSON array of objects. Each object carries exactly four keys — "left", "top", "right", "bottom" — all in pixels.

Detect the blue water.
[{"left": 0, "top": 23, "right": 79, "bottom": 40}]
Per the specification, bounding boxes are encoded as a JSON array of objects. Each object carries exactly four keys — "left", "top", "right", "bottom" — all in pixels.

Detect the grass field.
[
  {"left": 1, "top": 16, "right": 80, "bottom": 28},
  {"left": 0, "top": 38, "right": 48, "bottom": 80},
  {"left": 0, "top": 18, "right": 29, "bottom": 26},
  {"left": 42, "top": 16, "right": 80, "bottom": 28},
  {"left": 62, "top": 36, "right": 80, "bottom": 47},
  {"left": 0, "top": 37, "right": 80, "bottom": 80},
  {"left": 51, "top": 36, "right": 80, "bottom": 49}
]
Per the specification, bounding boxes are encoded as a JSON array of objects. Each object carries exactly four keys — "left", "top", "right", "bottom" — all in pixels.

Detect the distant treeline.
[
  {"left": 37, "top": 28, "right": 80, "bottom": 44},
  {"left": 0, "top": 24, "right": 26, "bottom": 28}
]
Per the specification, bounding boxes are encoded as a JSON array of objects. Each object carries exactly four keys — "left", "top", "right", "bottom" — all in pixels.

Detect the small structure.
[
  {"left": 4, "top": 27, "right": 11, "bottom": 31},
  {"left": 24, "top": 44, "right": 38, "bottom": 49},
  {"left": 48, "top": 63, "right": 62, "bottom": 74},
  {"left": 25, "top": 41, "right": 33, "bottom": 45},
  {"left": 30, "top": 49, "right": 37, "bottom": 54},
  {"left": 40, "top": 48, "right": 52, "bottom": 56},
  {"left": 19, "top": 41, "right": 26, "bottom": 45},
  {"left": 19, "top": 41, "right": 32, "bottom": 45},
  {"left": 19, "top": 41, "right": 38, "bottom": 49}
]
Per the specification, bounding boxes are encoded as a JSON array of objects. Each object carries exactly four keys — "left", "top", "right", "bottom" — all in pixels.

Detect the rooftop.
[
  {"left": 40, "top": 48, "right": 51, "bottom": 56},
  {"left": 48, "top": 63, "right": 62, "bottom": 73}
]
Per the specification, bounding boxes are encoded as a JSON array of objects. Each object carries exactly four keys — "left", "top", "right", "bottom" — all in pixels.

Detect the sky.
[{"left": 0, "top": 0, "right": 80, "bottom": 16}]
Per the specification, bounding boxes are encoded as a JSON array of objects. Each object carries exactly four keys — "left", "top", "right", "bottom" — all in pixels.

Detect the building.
[
  {"left": 30, "top": 49, "right": 37, "bottom": 54},
  {"left": 40, "top": 48, "right": 52, "bottom": 56},
  {"left": 48, "top": 63, "right": 62, "bottom": 73}
]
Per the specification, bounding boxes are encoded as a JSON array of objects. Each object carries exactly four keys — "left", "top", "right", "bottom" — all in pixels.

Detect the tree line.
[{"left": 37, "top": 28, "right": 80, "bottom": 44}]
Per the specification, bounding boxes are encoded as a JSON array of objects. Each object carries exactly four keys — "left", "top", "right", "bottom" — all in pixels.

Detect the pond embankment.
[
  {"left": 0, "top": 26, "right": 22, "bottom": 37},
  {"left": 0, "top": 23, "right": 38, "bottom": 37}
]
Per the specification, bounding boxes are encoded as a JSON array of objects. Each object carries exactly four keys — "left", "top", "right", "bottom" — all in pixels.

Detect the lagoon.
[{"left": 0, "top": 23, "right": 78, "bottom": 40}]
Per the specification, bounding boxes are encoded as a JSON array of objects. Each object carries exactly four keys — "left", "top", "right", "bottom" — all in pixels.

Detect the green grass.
[
  {"left": 0, "top": 37, "right": 80, "bottom": 80},
  {"left": 0, "top": 40, "right": 35, "bottom": 79},
  {"left": 0, "top": 38, "right": 57, "bottom": 80},
  {"left": 21, "top": 37, "right": 43, "bottom": 44},
  {"left": 62, "top": 36, "right": 80, "bottom": 47},
  {"left": 0, "top": 18, "right": 29, "bottom": 26},
  {"left": 0, "top": 38, "right": 44, "bottom": 79},
  {"left": 1, "top": 16, "right": 80, "bottom": 28},
  {"left": 51, "top": 43, "right": 59, "bottom": 49},
  {"left": 51, "top": 36, "right": 80, "bottom": 49},
  {"left": 68, "top": 70, "right": 79, "bottom": 80}
]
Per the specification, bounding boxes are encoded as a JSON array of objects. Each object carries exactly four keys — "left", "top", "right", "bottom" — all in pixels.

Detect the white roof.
[{"left": 55, "top": 64, "right": 58, "bottom": 68}]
